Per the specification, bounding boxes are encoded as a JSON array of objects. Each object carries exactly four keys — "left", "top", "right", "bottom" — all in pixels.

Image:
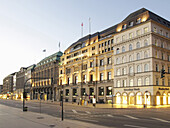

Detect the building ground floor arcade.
[{"left": 114, "top": 86, "right": 170, "bottom": 106}]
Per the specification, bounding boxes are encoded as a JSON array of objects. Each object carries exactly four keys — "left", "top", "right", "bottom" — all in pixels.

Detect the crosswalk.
[{"left": 64, "top": 110, "right": 170, "bottom": 124}]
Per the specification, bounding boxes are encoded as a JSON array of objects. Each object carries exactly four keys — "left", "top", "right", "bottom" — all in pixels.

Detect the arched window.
[
  {"left": 144, "top": 64, "right": 149, "bottom": 71},
  {"left": 116, "top": 58, "right": 119, "bottom": 64},
  {"left": 136, "top": 42, "right": 140, "bottom": 48},
  {"left": 129, "top": 55, "right": 132, "bottom": 62},
  {"left": 137, "top": 53, "right": 140, "bottom": 60},
  {"left": 129, "top": 66, "right": 133, "bottom": 74},
  {"left": 129, "top": 79, "right": 133, "bottom": 86},
  {"left": 137, "top": 78, "right": 142, "bottom": 86},
  {"left": 116, "top": 48, "right": 119, "bottom": 54},
  {"left": 144, "top": 51, "right": 148, "bottom": 58},
  {"left": 122, "top": 68, "right": 126, "bottom": 75},
  {"left": 122, "top": 56, "right": 126, "bottom": 63},
  {"left": 122, "top": 46, "right": 125, "bottom": 52},
  {"left": 145, "top": 77, "right": 149, "bottom": 85},
  {"left": 144, "top": 39, "right": 148, "bottom": 46},
  {"left": 129, "top": 44, "right": 133, "bottom": 51},
  {"left": 137, "top": 65, "right": 141, "bottom": 73}
]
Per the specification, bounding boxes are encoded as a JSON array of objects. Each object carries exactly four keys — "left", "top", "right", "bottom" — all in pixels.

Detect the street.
[{"left": 0, "top": 99, "right": 170, "bottom": 128}]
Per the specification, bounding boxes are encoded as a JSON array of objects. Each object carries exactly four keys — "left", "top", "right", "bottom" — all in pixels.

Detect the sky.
[{"left": 0, "top": 0, "right": 170, "bottom": 84}]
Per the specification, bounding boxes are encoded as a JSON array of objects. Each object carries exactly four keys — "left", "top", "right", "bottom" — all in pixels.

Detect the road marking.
[
  {"left": 85, "top": 111, "right": 91, "bottom": 114},
  {"left": 151, "top": 117, "right": 170, "bottom": 123},
  {"left": 124, "top": 115, "right": 139, "bottom": 120},
  {"left": 78, "top": 118, "right": 99, "bottom": 122},
  {"left": 107, "top": 114, "right": 114, "bottom": 117},
  {"left": 124, "top": 124, "right": 147, "bottom": 128},
  {"left": 72, "top": 109, "right": 78, "bottom": 114}
]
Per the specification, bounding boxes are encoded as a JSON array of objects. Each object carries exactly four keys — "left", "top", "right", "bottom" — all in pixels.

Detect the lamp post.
[{"left": 80, "top": 54, "right": 84, "bottom": 105}]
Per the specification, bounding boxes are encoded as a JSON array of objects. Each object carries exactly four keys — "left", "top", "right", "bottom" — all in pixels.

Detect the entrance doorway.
[
  {"left": 122, "top": 93, "right": 127, "bottom": 104},
  {"left": 136, "top": 92, "right": 142, "bottom": 105},
  {"left": 156, "top": 91, "right": 161, "bottom": 105},
  {"left": 144, "top": 92, "right": 151, "bottom": 105},
  {"left": 163, "top": 93, "right": 167, "bottom": 105},
  {"left": 116, "top": 93, "right": 121, "bottom": 104}
]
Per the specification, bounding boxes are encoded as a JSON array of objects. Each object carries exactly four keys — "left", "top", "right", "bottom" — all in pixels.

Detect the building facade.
[
  {"left": 31, "top": 51, "right": 63, "bottom": 101},
  {"left": 59, "top": 8, "right": 170, "bottom": 106}
]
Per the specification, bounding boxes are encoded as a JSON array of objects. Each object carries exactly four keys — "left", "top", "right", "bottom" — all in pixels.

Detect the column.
[
  {"left": 104, "top": 86, "right": 106, "bottom": 103},
  {"left": 151, "top": 95, "right": 156, "bottom": 106},
  {"left": 134, "top": 96, "right": 136, "bottom": 105},
  {"left": 160, "top": 96, "right": 163, "bottom": 105}
]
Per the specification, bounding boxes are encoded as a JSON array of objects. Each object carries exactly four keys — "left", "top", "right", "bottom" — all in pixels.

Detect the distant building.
[
  {"left": 0, "top": 85, "right": 3, "bottom": 94},
  {"left": 31, "top": 51, "right": 63, "bottom": 101}
]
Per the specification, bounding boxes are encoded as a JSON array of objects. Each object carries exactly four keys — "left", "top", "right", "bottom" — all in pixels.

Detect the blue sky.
[{"left": 0, "top": 0, "right": 170, "bottom": 84}]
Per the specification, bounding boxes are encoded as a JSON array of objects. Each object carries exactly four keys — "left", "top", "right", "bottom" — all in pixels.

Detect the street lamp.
[{"left": 80, "top": 54, "right": 84, "bottom": 105}]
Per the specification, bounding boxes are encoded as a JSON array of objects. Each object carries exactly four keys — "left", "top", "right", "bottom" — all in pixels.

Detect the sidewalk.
[
  {"left": 28, "top": 100, "right": 170, "bottom": 109},
  {"left": 0, "top": 104, "right": 109, "bottom": 128}
]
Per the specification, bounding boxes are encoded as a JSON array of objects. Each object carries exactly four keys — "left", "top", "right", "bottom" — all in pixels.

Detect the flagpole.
[
  {"left": 59, "top": 42, "right": 60, "bottom": 51},
  {"left": 81, "top": 22, "right": 83, "bottom": 37},
  {"left": 89, "top": 18, "right": 91, "bottom": 34}
]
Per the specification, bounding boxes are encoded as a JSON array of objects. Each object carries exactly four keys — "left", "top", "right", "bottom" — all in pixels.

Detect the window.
[
  {"left": 168, "top": 55, "right": 170, "bottom": 61},
  {"left": 108, "top": 40, "right": 110, "bottom": 45},
  {"left": 83, "top": 75, "right": 86, "bottom": 83},
  {"left": 136, "top": 42, "right": 140, "bottom": 48},
  {"left": 156, "top": 64, "right": 159, "bottom": 72},
  {"left": 122, "top": 68, "right": 126, "bottom": 75},
  {"left": 107, "top": 57, "right": 111, "bottom": 64},
  {"left": 155, "top": 39, "right": 158, "bottom": 46},
  {"left": 129, "top": 33, "right": 133, "bottom": 39},
  {"left": 107, "top": 72, "right": 111, "bottom": 80},
  {"left": 100, "top": 59, "right": 104, "bottom": 66},
  {"left": 100, "top": 73, "right": 104, "bottom": 81},
  {"left": 67, "top": 77, "right": 70, "bottom": 85},
  {"left": 111, "top": 47, "right": 114, "bottom": 50},
  {"left": 122, "top": 35, "right": 126, "bottom": 41},
  {"left": 161, "top": 42, "right": 164, "bottom": 48},
  {"left": 136, "top": 18, "right": 141, "bottom": 24},
  {"left": 108, "top": 48, "right": 110, "bottom": 51},
  {"left": 129, "top": 55, "right": 132, "bottom": 62},
  {"left": 162, "top": 65, "right": 165, "bottom": 70},
  {"left": 144, "top": 64, "right": 149, "bottom": 71},
  {"left": 117, "top": 69, "right": 120, "bottom": 75},
  {"left": 137, "top": 65, "right": 141, "bottom": 73},
  {"left": 129, "top": 21, "right": 133, "bottom": 27},
  {"left": 129, "top": 44, "right": 133, "bottom": 50},
  {"left": 99, "top": 44, "right": 101, "bottom": 48},
  {"left": 116, "top": 48, "right": 119, "bottom": 54},
  {"left": 144, "top": 27, "right": 148, "bottom": 33},
  {"left": 99, "top": 87, "right": 104, "bottom": 96},
  {"left": 116, "top": 37, "right": 120, "bottom": 43},
  {"left": 122, "top": 24, "right": 127, "bottom": 29},
  {"left": 136, "top": 30, "right": 141, "bottom": 36},
  {"left": 122, "top": 46, "right": 125, "bottom": 52},
  {"left": 65, "top": 89, "right": 69, "bottom": 96},
  {"left": 144, "top": 40, "right": 148, "bottom": 46},
  {"left": 168, "top": 67, "right": 170, "bottom": 73},
  {"left": 137, "top": 53, "right": 140, "bottom": 60},
  {"left": 162, "top": 79, "right": 165, "bottom": 86},
  {"left": 105, "top": 49, "right": 107, "bottom": 52},
  {"left": 111, "top": 39, "right": 114, "bottom": 44},
  {"left": 162, "top": 53, "right": 164, "bottom": 60},
  {"left": 60, "top": 70, "right": 63, "bottom": 74},
  {"left": 102, "top": 43, "right": 104, "bottom": 47},
  {"left": 130, "top": 79, "right": 133, "bottom": 86},
  {"left": 92, "top": 46, "right": 95, "bottom": 50},
  {"left": 90, "top": 74, "right": 93, "bottom": 82},
  {"left": 75, "top": 76, "right": 78, "bottom": 84},
  {"left": 129, "top": 66, "right": 133, "bottom": 74},
  {"left": 105, "top": 41, "right": 107, "bottom": 46},
  {"left": 116, "top": 58, "right": 119, "bottom": 64},
  {"left": 90, "top": 62, "right": 93, "bottom": 68},
  {"left": 122, "top": 80, "right": 127, "bottom": 87},
  {"left": 154, "top": 27, "right": 157, "bottom": 33},
  {"left": 122, "top": 56, "right": 125, "bottom": 63},
  {"left": 145, "top": 77, "right": 149, "bottom": 85},
  {"left": 137, "top": 78, "right": 142, "bottom": 86},
  {"left": 166, "top": 32, "right": 169, "bottom": 38},
  {"left": 117, "top": 80, "right": 120, "bottom": 87},
  {"left": 156, "top": 78, "right": 159, "bottom": 85},
  {"left": 160, "top": 30, "right": 163, "bottom": 35},
  {"left": 155, "top": 51, "right": 158, "bottom": 58},
  {"left": 144, "top": 51, "right": 148, "bottom": 58}
]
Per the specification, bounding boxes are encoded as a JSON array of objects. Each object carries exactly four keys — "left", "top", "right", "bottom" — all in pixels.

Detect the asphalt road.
[{"left": 0, "top": 99, "right": 170, "bottom": 128}]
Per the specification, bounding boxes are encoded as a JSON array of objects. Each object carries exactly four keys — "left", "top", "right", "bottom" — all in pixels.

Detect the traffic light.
[{"left": 161, "top": 69, "right": 165, "bottom": 78}]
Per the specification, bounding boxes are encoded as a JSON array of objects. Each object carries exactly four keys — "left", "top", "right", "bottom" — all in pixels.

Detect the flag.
[
  {"left": 81, "top": 22, "right": 83, "bottom": 27},
  {"left": 43, "top": 49, "right": 46, "bottom": 52}
]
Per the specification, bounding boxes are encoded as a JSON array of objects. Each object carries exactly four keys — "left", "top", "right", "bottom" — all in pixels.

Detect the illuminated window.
[
  {"left": 117, "top": 80, "right": 120, "bottom": 87},
  {"left": 136, "top": 18, "right": 141, "bottom": 24},
  {"left": 137, "top": 78, "right": 142, "bottom": 86},
  {"left": 83, "top": 75, "right": 86, "bottom": 83},
  {"left": 144, "top": 27, "right": 148, "bottom": 33},
  {"left": 129, "top": 33, "right": 133, "bottom": 39},
  {"left": 154, "top": 27, "right": 157, "bottom": 33},
  {"left": 129, "top": 79, "right": 133, "bottom": 86},
  {"left": 122, "top": 24, "right": 127, "bottom": 29},
  {"left": 100, "top": 73, "right": 104, "bottom": 81},
  {"left": 117, "top": 69, "right": 120, "bottom": 75},
  {"left": 75, "top": 76, "right": 78, "bottom": 84},
  {"left": 145, "top": 77, "right": 149, "bottom": 85},
  {"left": 67, "top": 77, "right": 70, "bottom": 85}
]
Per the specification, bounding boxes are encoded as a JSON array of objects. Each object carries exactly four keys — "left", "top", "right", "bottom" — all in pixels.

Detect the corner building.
[{"left": 59, "top": 8, "right": 170, "bottom": 106}]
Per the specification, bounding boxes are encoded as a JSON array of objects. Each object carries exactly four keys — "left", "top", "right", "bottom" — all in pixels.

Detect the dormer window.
[
  {"left": 136, "top": 18, "right": 141, "bottom": 24},
  {"left": 122, "top": 24, "right": 127, "bottom": 29},
  {"left": 129, "top": 21, "right": 134, "bottom": 27}
]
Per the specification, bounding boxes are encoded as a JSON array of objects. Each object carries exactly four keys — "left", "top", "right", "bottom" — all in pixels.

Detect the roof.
[{"left": 65, "top": 8, "right": 170, "bottom": 53}]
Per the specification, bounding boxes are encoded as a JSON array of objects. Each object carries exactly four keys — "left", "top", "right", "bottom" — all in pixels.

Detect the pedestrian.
[{"left": 93, "top": 97, "right": 96, "bottom": 107}]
